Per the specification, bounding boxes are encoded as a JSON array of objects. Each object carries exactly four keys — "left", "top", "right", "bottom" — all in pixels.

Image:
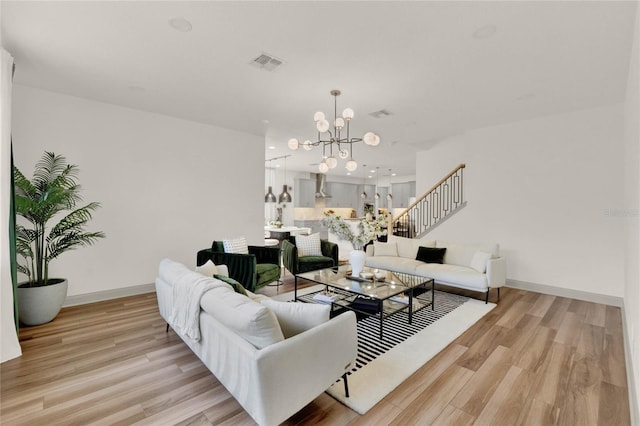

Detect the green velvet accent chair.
[
  {"left": 196, "top": 241, "right": 281, "bottom": 292},
  {"left": 282, "top": 236, "right": 338, "bottom": 277}
]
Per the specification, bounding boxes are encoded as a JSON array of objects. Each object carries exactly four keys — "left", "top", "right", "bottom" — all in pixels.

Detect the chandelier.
[{"left": 287, "top": 89, "right": 380, "bottom": 173}]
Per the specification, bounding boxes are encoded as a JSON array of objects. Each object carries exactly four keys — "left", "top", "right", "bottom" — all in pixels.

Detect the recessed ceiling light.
[
  {"left": 367, "top": 175, "right": 372, "bottom": 179},
  {"left": 268, "top": 146, "right": 276, "bottom": 150},
  {"left": 473, "top": 24, "right": 497, "bottom": 39},
  {"left": 275, "top": 164, "right": 281, "bottom": 168},
  {"left": 347, "top": 172, "right": 351, "bottom": 176},
  {"left": 391, "top": 173, "right": 397, "bottom": 176},
  {"left": 370, "top": 169, "right": 376, "bottom": 173},
  {"left": 169, "top": 17, "right": 192, "bottom": 32}
]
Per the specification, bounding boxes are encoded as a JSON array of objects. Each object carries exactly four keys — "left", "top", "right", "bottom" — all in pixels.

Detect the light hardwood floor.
[{"left": 1, "top": 276, "right": 631, "bottom": 425}]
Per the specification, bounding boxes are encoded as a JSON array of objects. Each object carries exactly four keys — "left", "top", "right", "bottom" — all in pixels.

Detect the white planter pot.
[
  {"left": 17, "top": 279, "right": 68, "bottom": 326},
  {"left": 349, "top": 249, "right": 366, "bottom": 277}
]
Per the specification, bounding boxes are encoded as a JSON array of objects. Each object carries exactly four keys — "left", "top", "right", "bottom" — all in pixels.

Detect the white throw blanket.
[{"left": 170, "top": 273, "right": 219, "bottom": 342}]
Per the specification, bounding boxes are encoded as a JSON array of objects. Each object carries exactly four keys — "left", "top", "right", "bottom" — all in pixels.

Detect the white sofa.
[
  {"left": 365, "top": 235, "right": 506, "bottom": 302},
  {"left": 155, "top": 259, "right": 358, "bottom": 426}
]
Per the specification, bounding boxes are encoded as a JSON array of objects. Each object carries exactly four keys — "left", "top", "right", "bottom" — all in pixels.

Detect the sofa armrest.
[
  {"left": 249, "top": 245, "right": 280, "bottom": 265},
  {"left": 282, "top": 240, "right": 298, "bottom": 274},
  {"left": 254, "top": 311, "right": 358, "bottom": 425},
  {"left": 197, "top": 248, "right": 258, "bottom": 291},
  {"left": 487, "top": 257, "right": 506, "bottom": 288},
  {"left": 321, "top": 239, "right": 339, "bottom": 265}
]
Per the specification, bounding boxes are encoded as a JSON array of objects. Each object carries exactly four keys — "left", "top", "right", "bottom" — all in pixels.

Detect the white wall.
[
  {"left": 623, "top": 4, "right": 640, "bottom": 422},
  {"left": 11, "top": 85, "right": 264, "bottom": 297},
  {"left": 416, "top": 104, "right": 625, "bottom": 298}
]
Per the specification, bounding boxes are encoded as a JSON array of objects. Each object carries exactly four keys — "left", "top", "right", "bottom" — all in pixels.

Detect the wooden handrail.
[{"left": 392, "top": 163, "right": 466, "bottom": 221}]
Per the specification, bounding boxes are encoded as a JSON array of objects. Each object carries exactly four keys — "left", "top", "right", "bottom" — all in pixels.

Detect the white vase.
[{"left": 350, "top": 249, "right": 366, "bottom": 277}]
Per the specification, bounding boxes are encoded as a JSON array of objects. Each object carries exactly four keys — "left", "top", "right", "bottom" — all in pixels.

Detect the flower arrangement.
[{"left": 321, "top": 211, "right": 387, "bottom": 250}]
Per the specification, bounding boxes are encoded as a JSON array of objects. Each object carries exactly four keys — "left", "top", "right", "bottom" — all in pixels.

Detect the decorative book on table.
[
  {"left": 312, "top": 293, "right": 339, "bottom": 304},
  {"left": 350, "top": 296, "right": 379, "bottom": 313}
]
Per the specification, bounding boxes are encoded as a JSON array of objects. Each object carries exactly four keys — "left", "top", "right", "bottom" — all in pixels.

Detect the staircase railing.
[{"left": 392, "top": 163, "right": 466, "bottom": 238}]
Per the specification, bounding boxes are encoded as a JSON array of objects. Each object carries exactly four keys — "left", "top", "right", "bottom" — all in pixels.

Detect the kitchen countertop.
[{"left": 264, "top": 226, "right": 311, "bottom": 235}]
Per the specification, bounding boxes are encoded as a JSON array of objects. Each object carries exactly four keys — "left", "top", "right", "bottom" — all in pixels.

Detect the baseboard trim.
[
  {"left": 63, "top": 283, "right": 155, "bottom": 307},
  {"left": 621, "top": 301, "right": 640, "bottom": 426},
  {"left": 506, "top": 279, "right": 623, "bottom": 307}
]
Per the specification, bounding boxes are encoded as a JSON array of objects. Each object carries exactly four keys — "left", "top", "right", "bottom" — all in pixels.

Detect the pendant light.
[
  {"left": 360, "top": 166, "right": 367, "bottom": 199},
  {"left": 288, "top": 90, "right": 380, "bottom": 174},
  {"left": 278, "top": 155, "right": 292, "bottom": 203},
  {"left": 374, "top": 167, "right": 380, "bottom": 200},
  {"left": 386, "top": 169, "right": 393, "bottom": 201},
  {"left": 265, "top": 160, "right": 276, "bottom": 203}
]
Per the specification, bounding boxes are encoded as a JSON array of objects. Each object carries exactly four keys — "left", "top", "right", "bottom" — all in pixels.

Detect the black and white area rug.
[{"left": 273, "top": 285, "right": 496, "bottom": 414}]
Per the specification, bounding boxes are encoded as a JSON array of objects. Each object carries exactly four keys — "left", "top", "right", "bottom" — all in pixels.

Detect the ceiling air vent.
[
  {"left": 369, "top": 109, "right": 392, "bottom": 119},
  {"left": 250, "top": 53, "right": 284, "bottom": 71}
]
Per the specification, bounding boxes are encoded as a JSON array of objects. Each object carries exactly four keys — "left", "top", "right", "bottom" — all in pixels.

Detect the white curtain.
[{"left": 1, "top": 48, "right": 22, "bottom": 362}]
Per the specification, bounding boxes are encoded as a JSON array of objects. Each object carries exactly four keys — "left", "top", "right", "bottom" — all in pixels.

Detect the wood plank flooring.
[{"left": 1, "top": 277, "right": 631, "bottom": 425}]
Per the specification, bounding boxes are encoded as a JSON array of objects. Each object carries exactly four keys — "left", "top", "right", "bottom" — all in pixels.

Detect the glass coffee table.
[{"left": 294, "top": 265, "right": 434, "bottom": 339}]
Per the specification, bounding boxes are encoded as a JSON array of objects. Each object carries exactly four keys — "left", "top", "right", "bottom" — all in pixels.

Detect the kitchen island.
[{"left": 264, "top": 226, "right": 312, "bottom": 246}]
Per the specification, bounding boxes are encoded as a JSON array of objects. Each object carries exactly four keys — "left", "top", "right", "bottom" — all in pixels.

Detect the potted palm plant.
[{"left": 14, "top": 151, "right": 105, "bottom": 326}]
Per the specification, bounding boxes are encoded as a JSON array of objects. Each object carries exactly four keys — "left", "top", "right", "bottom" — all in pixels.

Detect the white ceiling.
[{"left": 1, "top": 1, "right": 636, "bottom": 177}]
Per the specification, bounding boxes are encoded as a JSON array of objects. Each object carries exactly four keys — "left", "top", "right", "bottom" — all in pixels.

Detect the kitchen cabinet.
[
  {"left": 357, "top": 184, "right": 376, "bottom": 216},
  {"left": 325, "top": 182, "right": 358, "bottom": 208},
  {"left": 294, "top": 179, "right": 315, "bottom": 208},
  {"left": 391, "top": 181, "right": 416, "bottom": 208},
  {"left": 376, "top": 187, "right": 389, "bottom": 210}
]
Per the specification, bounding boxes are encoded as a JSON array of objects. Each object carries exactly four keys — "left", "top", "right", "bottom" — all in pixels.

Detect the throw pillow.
[
  {"left": 374, "top": 241, "right": 398, "bottom": 257},
  {"left": 470, "top": 251, "right": 492, "bottom": 273},
  {"left": 295, "top": 233, "right": 323, "bottom": 257},
  {"left": 416, "top": 246, "right": 447, "bottom": 264},
  {"left": 195, "top": 259, "right": 218, "bottom": 277},
  {"left": 200, "top": 287, "right": 284, "bottom": 349},
  {"left": 223, "top": 237, "right": 249, "bottom": 254},
  {"left": 260, "top": 299, "right": 330, "bottom": 339},
  {"left": 214, "top": 274, "right": 247, "bottom": 296}
]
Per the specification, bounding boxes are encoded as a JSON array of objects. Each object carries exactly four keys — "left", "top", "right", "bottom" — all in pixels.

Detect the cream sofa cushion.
[
  {"left": 366, "top": 256, "right": 423, "bottom": 274},
  {"left": 415, "top": 263, "right": 488, "bottom": 290},
  {"left": 435, "top": 241, "right": 499, "bottom": 267},
  {"left": 470, "top": 251, "right": 492, "bottom": 273},
  {"left": 374, "top": 240, "right": 398, "bottom": 257},
  {"left": 261, "top": 299, "right": 330, "bottom": 338},
  {"left": 200, "top": 286, "right": 284, "bottom": 349},
  {"left": 388, "top": 235, "right": 435, "bottom": 259}
]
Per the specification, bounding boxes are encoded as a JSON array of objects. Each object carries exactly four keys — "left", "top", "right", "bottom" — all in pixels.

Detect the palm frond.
[
  {"left": 13, "top": 166, "right": 39, "bottom": 199},
  {"left": 48, "top": 203, "right": 101, "bottom": 239},
  {"left": 14, "top": 151, "right": 105, "bottom": 284},
  {"left": 16, "top": 263, "right": 31, "bottom": 278},
  {"left": 33, "top": 152, "right": 78, "bottom": 192},
  {"left": 47, "top": 231, "right": 106, "bottom": 261}
]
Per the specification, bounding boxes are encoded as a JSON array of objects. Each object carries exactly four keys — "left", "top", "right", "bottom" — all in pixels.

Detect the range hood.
[{"left": 314, "top": 173, "right": 331, "bottom": 198}]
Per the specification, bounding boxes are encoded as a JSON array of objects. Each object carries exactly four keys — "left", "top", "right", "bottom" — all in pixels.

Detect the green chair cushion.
[
  {"left": 298, "top": 256, "right": 335, "bottom": 274},
  {"left": 256, "top": 263, "right": 281, "bottom": 288},
  {"left": 214, "top": 274, "right": 247, "bottom": 296}
]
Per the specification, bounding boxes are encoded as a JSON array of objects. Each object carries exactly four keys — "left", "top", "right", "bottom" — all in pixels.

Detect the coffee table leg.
[
  {"left": 408, "top": 289, "right": 413, "bottom": 324},
  {"left": 379, "top": 300, "right": 384, "bottom": 339},
  {"left": 432, "top": 279, "right": 435, "bottom": 310},
  {"left": 294, "top": 276, "right": 298, "bottom": 300}
]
